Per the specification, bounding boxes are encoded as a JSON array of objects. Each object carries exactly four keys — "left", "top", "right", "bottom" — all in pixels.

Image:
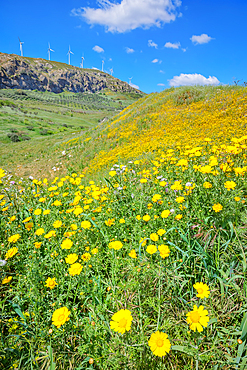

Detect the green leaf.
[
  {"left": 240, "top": 313, "right": 247, "bottom": 341},
  {"left": 104, "top": 177, "right": 114, "bottom": 189},
  {"left": 8, "top": 301, "right": 26, "bottom": 322},
  {"left": 240, "top": 357, "right": 247, "bottom": 370},
  {"left": 171, "top": 345, "right": 195, "bottom": 356},
  {"left": 214, "top": 275, "right": 225, "bottom": 298},
  {"left": 240, "top": 313, "right": 247, "bottom": 331},
  {"left": 235, "top": 340, "right": 246, "bottom": 365},
  {"left": 75, "top": 357, "right": 91, "bottom": 370},
  {"left": 208, "top": 318, "right": 217, "bottom": 326},
  {"left": 47, "top": 345, "right": 56, "bottom": 370}
]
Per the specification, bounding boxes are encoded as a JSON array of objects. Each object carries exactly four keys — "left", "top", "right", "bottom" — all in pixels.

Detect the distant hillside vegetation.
[{"left": 0, "top": 52, "right": 143, "bottom": 94}]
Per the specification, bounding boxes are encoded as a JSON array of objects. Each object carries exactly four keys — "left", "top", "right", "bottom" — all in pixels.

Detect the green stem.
[
  {"left": 156, "top": 261, "right": 162, "bottom": 331},
  {"left": 66, "top": 276, "right": 72, "bottom": 306},
  {"left": 111, "top": 249, "right": 116, "bottom": 294},
  {"left": 195, "top": 332, "right": 199, "bottom": 370},
  {"left": 138, "top": 288, "right": 143, "bottom": 332}
]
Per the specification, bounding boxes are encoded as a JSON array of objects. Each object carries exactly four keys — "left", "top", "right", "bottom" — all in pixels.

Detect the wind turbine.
[
  {"left": 48, "top": 43, "right": 55, "bottom": 61},
  {"left": 102, "top": 60, "right": 104, "bottom": 72},
  {"left": 18, "top": 37, "right": 24, "bottom": 56},
  {"left": 67, "top": 45, "right": 74, "bottom": 65},
  {"left": 128, "top": 77, "right": 133, "bottom": 85},
  {"left": 110, "top": 68, "right": 113, "bottom": 76},
  {"left": 80, "top": 56, "right": 84, "bottom": 68}
]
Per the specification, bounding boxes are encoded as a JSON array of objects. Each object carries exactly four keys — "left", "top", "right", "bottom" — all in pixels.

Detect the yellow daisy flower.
[
  {"left": 146, "top": 245, "right": 157, "bottom": 255},
  {"left": 52, "top": 307, "right": 70, "bottom": 328},
  {"left": 108, "top": 241, "right": 123, "bottom": 250},
  {"left": 212, "top": 203, "right": 223, "bottom": 212},
  {"left": 8, "top": 234, "right": 21, "bottom": 243},
  {"left": 5, "top": 247, "right": 18, "bottom": 260},
  {"left": 2, "top": 276, "right": 12, "bottom": 284},
  {"left": 148, "top": 331, "right": 171, "bottom": 357},
  {"left": 129, "top": 249, "right": 137, "bottom": 258},
  {"left": 61, "top": 239, "right": 73, "bottom": 249},
  {"left": 110, "top": 309, "right": 133, "bottom": 334},
  {"left": 45, "top": 277, "right": 57, "bottom": 289},
  {"left": 65, "top": 254, "right": 78, "bottom": 264},
  {"left": 81, "top": 220, "right": 91, "bottom": 229},
  {"left": 193, "top": 282, "right": 210, "bottom": 298},
  {"left": 69, "top": 263, "right": 83, "bottom": 276},
  {"left": 186, "top": 305, "right": 209, "bottom": 332}
]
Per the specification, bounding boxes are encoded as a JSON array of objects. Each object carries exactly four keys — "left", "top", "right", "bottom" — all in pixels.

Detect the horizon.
[{"left": 0, "top": 0, "right": 247, "bottom": 94}]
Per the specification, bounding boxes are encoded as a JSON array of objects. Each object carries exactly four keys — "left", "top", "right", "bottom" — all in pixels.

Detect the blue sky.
[{"left": 0, "top": 0, "right": 246, "bottom": 93}]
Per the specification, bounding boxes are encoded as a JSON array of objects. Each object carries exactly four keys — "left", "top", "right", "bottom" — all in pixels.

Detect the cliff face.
[{"left": 0, "top": 53, "right": 141, "bottom": 94}]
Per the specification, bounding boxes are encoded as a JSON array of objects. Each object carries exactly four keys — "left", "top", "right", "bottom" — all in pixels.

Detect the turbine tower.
[
  {"left": 80, "top": 56, "right": 84, "bottom": 68},
  {"left": 18, "top": 37, "right": 24, "bottom": 57},
  {"left": 67, "top": 46, "right": 74, "bottom": 66},
  {"left": 102, "top": 60, "right": 104, "bottom": 72},
  {"left": 110, "top": 68, "right": 113, "bottom": 76},
  {"left": 128, "top": 77, "right": 133, "bottom": 85},
  {"left": 48, "top": 43, "right": 55, "bottom": 61}
]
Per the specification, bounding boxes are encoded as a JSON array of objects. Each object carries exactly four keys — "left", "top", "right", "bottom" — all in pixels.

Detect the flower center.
[
  {"left": 197, "top": 288, "right": 203, "bottom": 294},
  {"left": 190, "top": 311, "right": 200, "bottom": 323},
  {"left": 58, "top": 314, "right": 65, "bottom": 322},
  {"left": 118, "top": 318, "right": 127, "bottom": 328},
  {"left": 156, "top": 339, "right": 164, "bottom": 347}
]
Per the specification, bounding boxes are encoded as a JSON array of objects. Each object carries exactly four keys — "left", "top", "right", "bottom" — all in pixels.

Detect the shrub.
[
  {"left": 39, "top": 129, "right": 48, "bottom": 135},
  {"left": 0, "top": 100, "right": 16, "bottom": 108},
  {"left": 173, "top": 87, "right": 204, "bottom": 105},
  {"left": 21, "top": 135, "right": 31, "bottom": 141},
  {"left": 7, "top": 133, "right": 20, "bottom": 142}
]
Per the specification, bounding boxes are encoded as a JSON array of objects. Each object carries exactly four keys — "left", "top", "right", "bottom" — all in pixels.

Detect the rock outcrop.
[{"left": 0, "top": 53, "right": 142, "bottom": 94}]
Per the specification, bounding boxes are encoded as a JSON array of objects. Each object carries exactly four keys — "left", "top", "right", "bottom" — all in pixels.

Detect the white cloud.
[
  {"left": 182, "top": 47, "right": 187, "bottom": 52},
  {"left": 157, "top": 83, "right": 165, "bottom": 86},
  {"left": 148, "top": 40, "right": 158, "bottom": 49},
  {"left": 164, "top": 41, "right": 180, "bottom": 49},
  {"left": 129, "top": 81, "right": 140, "bottom": 90},
  {"left": 159, "top": 70, "right": 165, "bottom": 74},
  {"left": 71, "top": 0, "right": 182, "bottom": 33},
  {"left": 152, "top": 59, "right": 159, "bottom": 63},
  {"left": 169, "top": 73, "right": 220, "bottom": 87},
  {"left": 126, "top": 47, "right": 135, "bottom": 53},
  {"left": 190, "top": 34, "right": 213, "bottom": 45},
  {"left": 93, "top": 45, "right": 104, "bottom": 53}
]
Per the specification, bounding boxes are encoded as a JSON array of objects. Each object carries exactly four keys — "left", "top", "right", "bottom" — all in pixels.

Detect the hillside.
[
  {"left": 0, "top": 85, "right": 247, "bottom": 370},
  {"left": 0, "top": 87, "right": 143, "bottom": 178},
  {"left": 68, "top": 85, "right": 247, "bottom": 176},
  {"left": 0, "top": 52, "right": 142, "bottom": 94},
  {"left": 0, "top": 85, "right": 246, "bottom": 180}
]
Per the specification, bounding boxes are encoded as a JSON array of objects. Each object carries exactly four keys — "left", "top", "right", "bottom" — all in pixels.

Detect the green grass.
[
  {"left": 0, "top": 85, "right": 246, "bottom": 370},
  {"left": 0, "top": 88, "right": 143, "bottom": 179}
]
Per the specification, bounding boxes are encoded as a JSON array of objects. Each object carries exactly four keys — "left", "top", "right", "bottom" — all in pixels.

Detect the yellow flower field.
[{"left": 0, "top": 85, "right": 247, "bottom": 370}]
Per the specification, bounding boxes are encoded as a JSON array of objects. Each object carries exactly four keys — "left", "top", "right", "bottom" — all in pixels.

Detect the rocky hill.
[{"left": 0, "top": 52, "right": 142, "bottom": 94}]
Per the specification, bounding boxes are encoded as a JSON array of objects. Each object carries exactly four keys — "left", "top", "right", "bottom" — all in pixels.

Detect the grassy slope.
[
  {"left": 0, "top": 89, "right": 143, "bottom": 179},
  {"left": 0, "top": 85, "right": 247, "bottom": 369},
  {"left": 50, "top": 85, "right": 247, "bottom": 182}
]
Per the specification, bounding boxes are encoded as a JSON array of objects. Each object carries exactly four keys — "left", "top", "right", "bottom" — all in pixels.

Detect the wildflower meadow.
[{"left": 0, "top": 85, "right": 247, "bottom": 370}]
